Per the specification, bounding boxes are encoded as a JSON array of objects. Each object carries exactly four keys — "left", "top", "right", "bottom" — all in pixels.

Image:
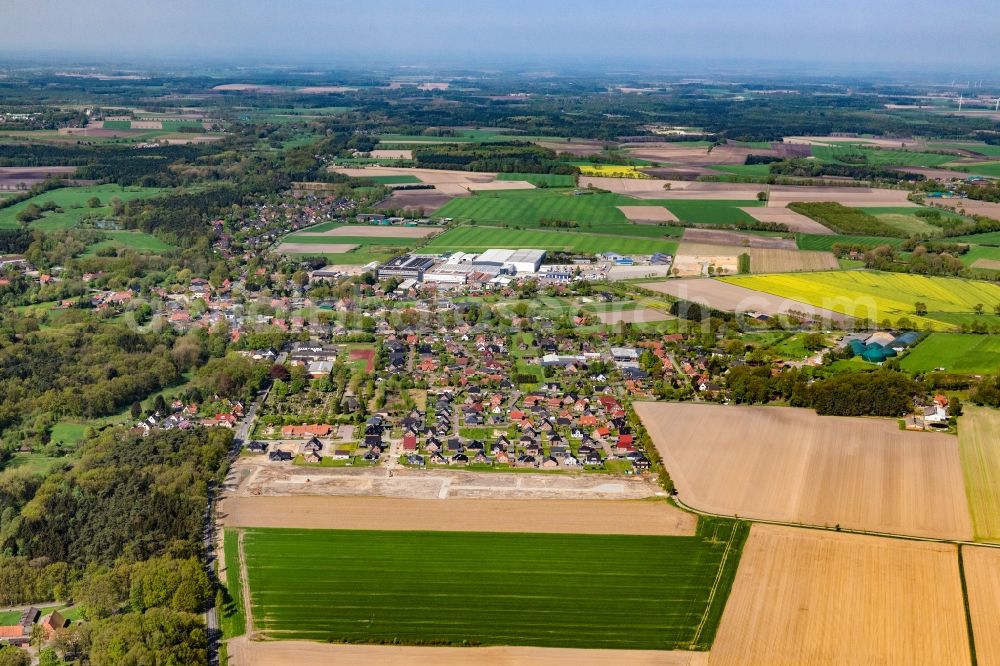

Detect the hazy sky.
[{"left": 2, "top": 0, "right": 998, "bottom": 71}]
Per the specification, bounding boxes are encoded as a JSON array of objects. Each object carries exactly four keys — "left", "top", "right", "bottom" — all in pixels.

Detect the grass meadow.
[
  {"left": 900, "top": 333, "right": 1000, "bottom": 374},
  {"left": 239, "top": 519, "right": 749, "bottom": 650},
  {"left": 82, "top": 230, "right": 176, "bottom": 255},
  {"left": 0, "top": 185, "right": 166, "bottom": 230}
]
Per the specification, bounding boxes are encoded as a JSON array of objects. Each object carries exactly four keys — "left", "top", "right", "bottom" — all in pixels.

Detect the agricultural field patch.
[
  {"left": 900, "top": 333, "right": 1000, "bottom": 375},
  {"left": 722, "top": 270, "right": 1000, "bottom": 330},
  {"left": 711, "top": 525, "right": 970, "bottom": 666},
  {"left": 239, "top": 521, "right": 747, "bottom": 650},
  {"left": 635, "top": 402, "right": 973, "bottom": 539},
  {"left": 795, "top": 233, "right": 905, "bottom": 251},
  {"left": 617, "top": 206, "right": 678, "bottom": 223},
  {"left": 578, "top": 165, "right": 650, "bottom": 178},
  {"left": 0, "top": 184, "right": 167, "bottom": 230},
  {"left": 958, "top": 407, "right": 1000, "bottom": 543},
  {"left": 425, "top": 225, "right": 678, "bottom": 255},
  {"left": 740, "top": 207, "right": 834, "bottom": 234},
  {"left": 962, "top": 546, "right": 1000, "bottom": 666},
  {"left": 82, "top": 230, "right": 176, "bottom": 255},
  {"left": 497, "top": 172, "right": 576, "bottom": 187}
]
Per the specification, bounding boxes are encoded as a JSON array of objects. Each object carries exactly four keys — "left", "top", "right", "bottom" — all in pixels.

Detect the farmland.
[
  {"left": 900, "top": 333, "right": 1000, "bottom": 374},
  {"left": 578, "top": 165, "right": 649, "bottom": 178},
  {"left": 425, "top": 225, "right": 679, "bottom": 255},
  {"left": 721, "top": 270, "right": 1000, "bottom": 330},
  {"left": 237, "top": 520, "right": 748, "bottom": 650},
  {"left": 962, "top": 547, "right": 1000, "bottom": 666},
  {"left": 0, "top": 184, "right": 167, "bottom": 230},
  {"left": 82, "top": 230, "right": 176, "bottom": 255},
  {"left": 958, "top": 407, "right": 1000, "bottom": 543},
  {"left": 795, "top": 233, "right": 906, "bottom": 251},
  {"left": 635, "top": 402, "right": 973, "bottom": 540},
  {"left": 710, "top": 525, "right": 970, "bottom": 666},
  {"left": 276, "top": 226, "right": 437, "bottom": 262},
  {"left": 497, "top": 172, "right": 576, "bottom": 187},
  {"left": 433, "top": 189, "right": 760, "bottom": 228}
]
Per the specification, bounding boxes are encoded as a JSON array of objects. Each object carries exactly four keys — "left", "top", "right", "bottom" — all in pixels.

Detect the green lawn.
[
  {"left": 900, "top": 333, "right": 1000, "bottom": 374},
  {"left": 425, "top": 225, "right": 678, "bottom": 255},
  {"left": 242, "top": 519, "right": 748, "bottom": 650},
  {"left": 82, "top": 231, "right": 176, "bottom": 256},
  {"left": 0, "top": 185, "right": 167, "bottom": 230},
  {"left": 221, "top": 529, "right": 247, "bottom": 639},
  {"left": 50, "top": 421, "right": 88, "bottom": 445}
]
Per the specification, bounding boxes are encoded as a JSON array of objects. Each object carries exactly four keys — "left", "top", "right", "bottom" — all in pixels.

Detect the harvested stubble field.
[
  {"left": 710, "top": 525, "right": 970, "bottom": 666},
  {"left": 274, "top": 242, "right": 358, "bottom": 254},
  {"left": 240, "top": 519, "right": 748, "bottom": 650},
  {"left": 642, "top": 279, "right": 852, "bottom": 323},
  {"left": 958, "top": 407, "right": 1000, "bottom": 542},
  {"left": 635, "top": 403, "right": 973, "bottom": 540},
  {"left": 228, "top": 638, "right": 708, "bottom": 666},
  {"left": 221, "top": 496, "right": 696, "bottom": 536},
  {"left": 722, "top": 270, "right": 1000, "bottom": 330},
  {"left": 741, "top": 207, "right": 835, "bottom": 234},
  {"left": 961, "top": 546, "right": 1000, "bottom": 666}
]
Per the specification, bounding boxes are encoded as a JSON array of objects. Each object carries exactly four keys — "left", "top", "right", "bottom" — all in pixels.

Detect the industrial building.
[{"left": 376, "top": 255, "right": 437, "bottom": 281}]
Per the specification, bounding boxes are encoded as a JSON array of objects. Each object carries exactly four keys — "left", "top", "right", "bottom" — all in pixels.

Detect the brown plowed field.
[
  {"left": 642, "top": 278, "right": 853, "bottom": 323},
  {"left": 962, "top": 546, "right": 1000, "bottom": 666},
  {"left": 635, "top": 403, "right": 973, "bottom": 540},
  {"left": 740, "top": 207, "right": 835, "bottom": 234},
  {"left": 618, "top": 206, "right": 679, "bottom": 222},
  {"left": 378, "top": 189, "right": 462, "bottom": 213},
  {"left": 710, "top": 525, "right": 969, "bottom": 666},
  {"left": 228, "top": 638, "right": 708, "bottom": 666},
  {"left": 674, "top": 243, "right": 837, "bottom": 275},
  {"left": 275, "top": 243, "right": 358, "bottom": 254},
  {"left": 220, "top": 496, "right": 696, "bottom": 536},
  {"left": 681, "top": 228, "right": 797, "bottom": 249}
]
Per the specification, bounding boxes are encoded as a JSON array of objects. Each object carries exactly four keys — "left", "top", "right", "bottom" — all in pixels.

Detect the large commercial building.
[
  {"left": 473, "top": 248, "right": 545, "bottom": 274},
  {"left": 376, "top": 255, "right": 437, "bottom": 281}
]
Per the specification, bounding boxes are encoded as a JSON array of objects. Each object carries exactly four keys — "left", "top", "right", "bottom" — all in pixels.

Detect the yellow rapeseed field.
[{"left": 578, "top": 165, "right": 651, "bottom": 179}]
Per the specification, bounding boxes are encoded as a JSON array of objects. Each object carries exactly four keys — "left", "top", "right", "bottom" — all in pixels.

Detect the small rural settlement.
[{"left": 1, "top": 4, "right": 1000, "bottom": 664}]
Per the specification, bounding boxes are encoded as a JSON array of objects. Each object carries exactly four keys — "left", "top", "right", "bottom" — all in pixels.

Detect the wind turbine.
[
  {"left": 995, "top": 97, "right": 999, "bottom": 112},
  {"left": 958, "top": 95, "right": 964, "bottom": 111}
]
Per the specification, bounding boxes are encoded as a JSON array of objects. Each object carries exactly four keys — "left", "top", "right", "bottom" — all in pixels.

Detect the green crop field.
[
  {"left": 434, "top": 189, "right": 760, "bottom": 229},
  {"left": 497, "top": 172, "right": 577, "bottom": 187},
  {"left": 281, "top": 234, "right": 417, "bottom": 247},
  {"left": 927, "top": 142, "right": 1000, "bottom": 158},
  {"left": 948, "top": 161, "right": 1000, "bottom": 178},
  {"left": 239, "top": 519, "right": 748, "bottom": 650},
  {"left": 796, "top": 234, "right": 905, "bottom": 251},
  {"left": 721, "top": 270, "right": 1000, "bottom": 330},
  {"left": 962, "top": 245, "right": 1000, "bottom": 267},
  {"left": 426, "top": 225, "right": 679, "bottom": 255},
  {"left": 954, "top": 231, "right": 1000, "bottom": 247},
  {"left": 83, "top": 231, "right": 175, "bottom": 255},
  {"left": 958, "top": 407, "right": 1000, "bottom": 542},
  {"left": 0, "top": 185, "right": 167, "bottom": 230},
  {"left": 900, "top": 333, "right": 1000, "bottom": 374},
  {"left": 221, "top": 530, "right": 247, "bottom": 639}
]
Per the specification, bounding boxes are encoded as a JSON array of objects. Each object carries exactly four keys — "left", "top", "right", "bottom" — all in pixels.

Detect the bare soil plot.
[
  {"left": 0, "top": 166, "right": 77, "bottom": 190},
  {"left": 594, "top": 308, "right": 675, "bottom": 324},
  {"left": 936, "top": 198, "right": 1000, "bottom": 219},
  {"left": 642, "top": 278, "right": 853, "bottom": 323},
  {"left": 749, "top": 249, "right": 839, "bottom": 273},
  {"left": 332, "top": 166, "right": 496, "bottom": 185},
  {"left": 296, "top": 86, "right": 357, "bottom": 93},
  {"left": 962, "top": 546, "right": 1000, "bottom": 666},
  {"left": 618, "top": 206, "right": 679, "bottom": 223},
  {"left": 229, "top": 457, "right": 663, "bottom": 501},
  {"left": 275, "top": 243, "right": 358, "bottom": 254},
  {"left": 682, "top": 228, "right": 797, "bottom": 249},
  {"left": 536, "top": 139, "right": 610, "bottom": 157},
  {"left": 673, "top": 243, "right": 742, "bottom": 276},
  {"left": 892, "top": 166, "right": 969, "bottom": 181},
  {"left": 635, "top": 403, "right": 973, "bottom": 540},
  {"left": 972, "top": 258, "right": 1000, "bottom": 271},
  {"left": 464, "top": 180, "right": 535, "bottom": 191},
  {"left": 318, "top": 226, "right": 440, "bottom": 238},
  {"left": 958, "top": 406, "right": 1000, "bottom": 542},
  {"left": 368, "top": 149, "right": 412, "bottom": 159},
  {"left": 220, "top": 496, "right": 695, "bottom": 536},
  {"left": 379, "top": 189, "right": 463, "bottom": 213},
  {"left": 212, "top": 83, "right": 284, "bottom": 92},
  {"left": 579, "top": 176, "right": 677, "bottom": 195},
  {"left": 741, "top": 207, "right": 835, "bottom": 234},
  {"left": 767, "top": 186, "right": 916, "bottom": 207},
  {"left": 710, "top": 525, "right": 969, "bottom": 666},
  {"left": 228, "top": 638, "right": 707, "bottom": 666}
]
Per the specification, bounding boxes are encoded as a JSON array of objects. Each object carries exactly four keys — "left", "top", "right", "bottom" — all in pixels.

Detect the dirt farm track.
[{"left": 635, "top": 402, "right": 973, "bottom": 540}]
